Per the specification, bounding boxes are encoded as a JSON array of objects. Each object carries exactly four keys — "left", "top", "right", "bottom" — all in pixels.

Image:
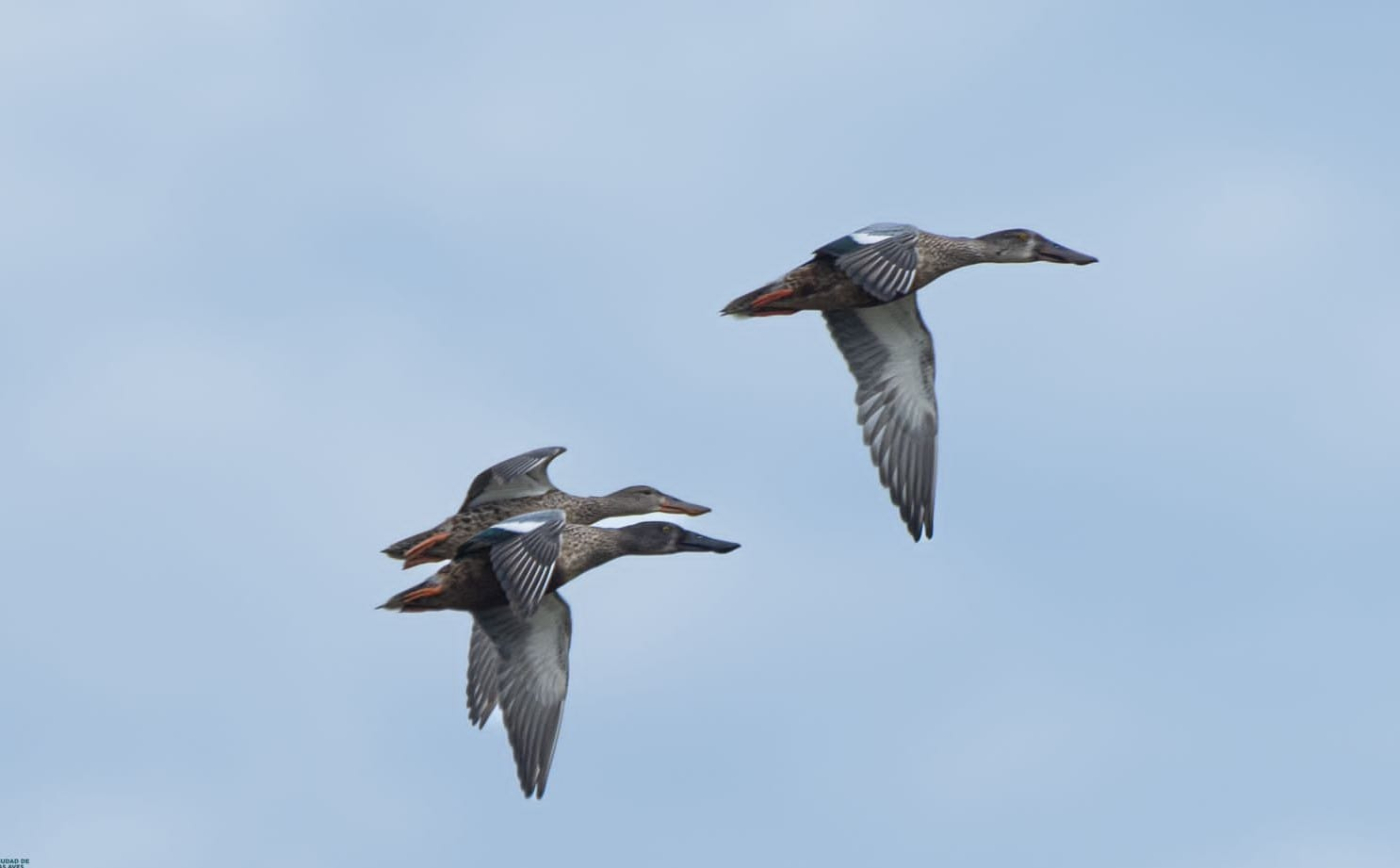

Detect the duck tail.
[
  {"left": 720, "top": 279, "right": 797, "bottom": 318},
  {"left": 377, "top": 578, "right": 447, "bottom": 611},
  {"left": 381, "top": 529, "right": 432, "bottom": 560}
]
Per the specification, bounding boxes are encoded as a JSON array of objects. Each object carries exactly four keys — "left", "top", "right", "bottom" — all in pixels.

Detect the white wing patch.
[
  {"left": 494, "top": 518, "right": 550, "bottom": 534},
  {"left": 490, "top": 509, "right": 566, "bottom": 536}
]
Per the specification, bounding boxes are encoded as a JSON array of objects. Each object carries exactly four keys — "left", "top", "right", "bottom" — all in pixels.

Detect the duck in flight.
[
  {"left": 722, "top": 224, "right": 1097, "bottom": 540},
  {"left": 382, "top": 446, "right": 711, "bottom": 568},
  {"left": 379, "top": 509, "right": 741, "bottom": 798}
]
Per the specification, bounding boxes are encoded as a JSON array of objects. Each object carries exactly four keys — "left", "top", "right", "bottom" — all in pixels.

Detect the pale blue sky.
[{"left": 3, "top": 1, "right": 1398, "bottom": 866}]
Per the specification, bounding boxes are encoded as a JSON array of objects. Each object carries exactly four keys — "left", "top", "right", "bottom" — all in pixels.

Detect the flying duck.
[
  {"left": 722, "top": 224, "right": 1097, "bottom": 540},
  {"left": 379, "top": 509, "right": 741, "bottom": 798},
  {"left": 382, "top": 446, "right": 710, "bottom": 568}
]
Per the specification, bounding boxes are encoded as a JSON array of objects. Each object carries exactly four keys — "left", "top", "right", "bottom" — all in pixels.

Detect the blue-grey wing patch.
[
  {"left": 460, "top": 446, "right": 567, "bottom": 511},
  {"left": 823, "top": 294, "right": 939, "bottom": 540},
  {"left": 473, "top": 595, "right": 573, "bottom": 799},
  {"left": 466, "top": 619, "right": 501, "bottom": 728},
  {"left": 816, "top": 223, "right": 920, "bottom": 302}
]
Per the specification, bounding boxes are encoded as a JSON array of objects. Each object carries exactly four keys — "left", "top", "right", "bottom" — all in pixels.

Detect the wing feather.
[
  {"left": 824, "top": 295, "right": 939, "bottom": 540},
  {"left": 816, "top": 223, "right": 920, "bottom": 302},
  {"left": 473, "top": 595, "right": 573, "bottom": 799},
  {"left": 466, "top": 620, "right": 501, "bottom": 727},
  {"left": 460, "top": 446, "right": 567, "bottom": 511}
]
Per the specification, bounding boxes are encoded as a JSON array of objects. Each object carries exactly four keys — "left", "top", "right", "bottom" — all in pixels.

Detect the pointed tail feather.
[{"left": 724, "top": 280, "right": 809, "bottom": 317}]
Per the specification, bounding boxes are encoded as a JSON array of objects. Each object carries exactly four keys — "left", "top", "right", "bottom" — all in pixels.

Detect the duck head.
[
  {"left": 976, "top": 229, "right": 1098, "bottom": 265},
  {"left": 616, "top": 521, "right": 741, "bottom": 555},
  {"left": 605, "top": 485, "right": 711, "bottom": 517}
]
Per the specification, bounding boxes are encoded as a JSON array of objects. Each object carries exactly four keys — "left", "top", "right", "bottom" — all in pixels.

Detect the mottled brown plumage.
[
  {"left": 382, "top": 448, "right": 709, "bottom": 568},
  {"left": 722, "top": 232, "right": 988, "bottom": 315},
  {"left": 380, "top": 522, "right": 737, "bottom": 613}
]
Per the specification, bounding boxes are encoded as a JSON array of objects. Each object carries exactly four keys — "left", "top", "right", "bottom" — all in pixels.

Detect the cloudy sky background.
[{"left": 3, "top": 1, "right": 1398, "bottom": 865}]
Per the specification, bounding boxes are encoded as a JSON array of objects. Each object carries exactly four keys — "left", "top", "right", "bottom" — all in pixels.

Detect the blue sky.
[{"left": 3, "top": 1, "right": 1398, "bottom": 865}]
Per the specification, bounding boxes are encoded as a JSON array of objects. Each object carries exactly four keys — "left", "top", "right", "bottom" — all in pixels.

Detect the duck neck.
[
  {"left": 559, "top": 526, "right": 631, "bottom": 578},
  {"left": 567, "top": 495, "right": 628, "bottom": 526},
  {"left": 918, "top": 234, "right": 996, "bottom": 277}
]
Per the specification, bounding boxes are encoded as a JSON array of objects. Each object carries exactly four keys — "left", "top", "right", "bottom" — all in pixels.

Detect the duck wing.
[
  {"left": 456, "top": 509, "right": 568, "bottom": 619},
  {"left": 823, "top": 294, "right": 939, "bottom": 540},
  {"left": 473, "top": 594, "right": 573, "bottom": 799},
  {"left": 466, "top": 620, "right": 501, "bottom": 727},
  {"left": 459, "top": 446, "right": 567, "bottom": 511},
  {"left": 815, "top": 223, "right": 920, "bottom": 302}
]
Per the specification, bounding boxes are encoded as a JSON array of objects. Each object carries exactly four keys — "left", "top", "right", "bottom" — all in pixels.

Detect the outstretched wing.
[
  {"left": 466, "top": 620, "right": 501, "bottom": 727},
  {"left": 823, "top": 294, "right": 939, "bottom": 540},
  {"left": 816, "top": 223, "right": 920, "bottom": 302},
  {"left": 460, "top": 446, "right": 567, "bottom": 511},
  {"left": 473, "top": 594, "right": 573, "bottom": 799}
]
